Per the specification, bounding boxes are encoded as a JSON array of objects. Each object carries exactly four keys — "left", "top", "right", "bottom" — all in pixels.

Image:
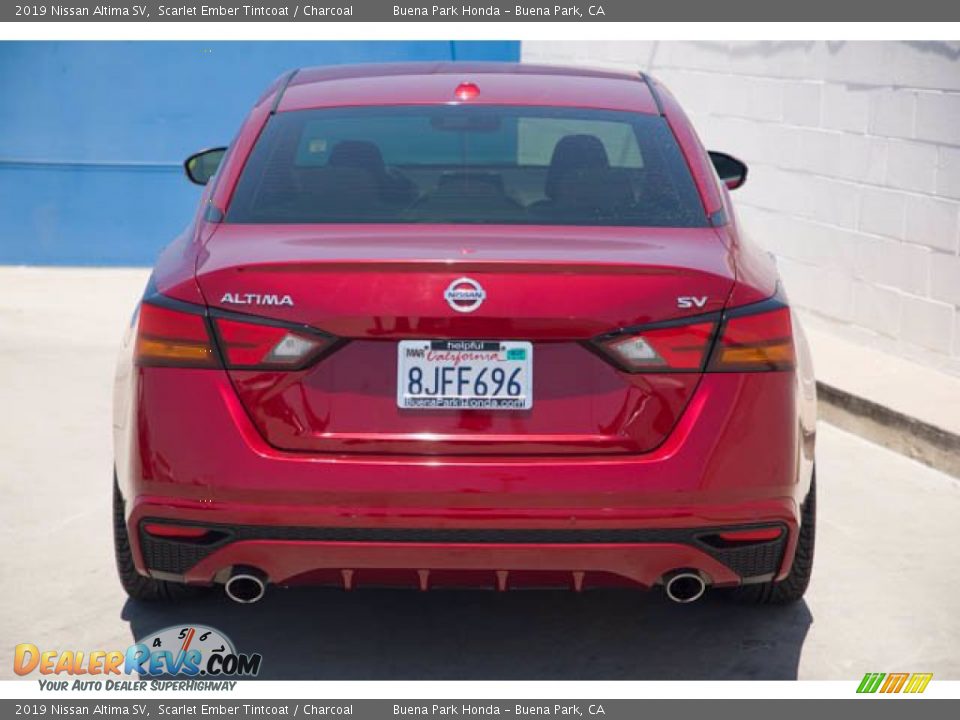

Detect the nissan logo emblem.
[{"left": 444, "top": 277, "right": 486, "bottom": 313}]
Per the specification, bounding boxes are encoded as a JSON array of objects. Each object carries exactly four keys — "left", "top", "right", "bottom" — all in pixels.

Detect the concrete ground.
[{"left": 1, "top": 267, "right": 959, "bottom": 680}]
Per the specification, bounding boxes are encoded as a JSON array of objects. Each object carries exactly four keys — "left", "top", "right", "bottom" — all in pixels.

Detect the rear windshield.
[{"left": 227, "top": 106, "right": 707, "bottom": 227}]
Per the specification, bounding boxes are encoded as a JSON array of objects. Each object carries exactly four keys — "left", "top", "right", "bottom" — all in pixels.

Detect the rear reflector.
[
  {"left": 716, "top": 527, "right": 783, "bottom": 543},
  {"left": 595, "top": 321, "right": 716, "bottom": 371},
  {"left": 135, "top": 303, "right": 218, "bottom": 368},
  {"left": 213, "top": 316, "right": 330, "bottom": 369},
  {"left": 709, "top": 306, "right": 794, "bottom": 371},
  {"left": 143, "top": 523, "right": 210, "bottom": 539}
]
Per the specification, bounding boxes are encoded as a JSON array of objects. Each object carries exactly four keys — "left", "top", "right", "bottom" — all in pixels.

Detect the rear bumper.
[
  {"left": 137, "top": 518, "right": 792, "bottom": 590},
  {"left": 114, "top": 364, "right": 815, "bottom": 590}
]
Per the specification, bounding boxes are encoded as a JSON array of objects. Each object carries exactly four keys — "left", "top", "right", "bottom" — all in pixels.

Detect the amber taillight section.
[
  {"left": 709, "top": 306, "right": 795, "bottom": 371},
  {"left": 134, "top": 303, "right": 218, "bottom": 368}
]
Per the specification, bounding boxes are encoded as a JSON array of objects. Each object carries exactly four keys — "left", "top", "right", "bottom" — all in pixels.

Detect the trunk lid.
[{"left": 196, "top": 224, "right": 734, "bottom": 455}]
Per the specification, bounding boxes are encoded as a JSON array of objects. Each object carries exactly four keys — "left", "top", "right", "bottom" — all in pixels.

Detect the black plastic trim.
[
  {"left": 723, "top": 283, "right": 789, "bottom": 319},
  {"left": 709, "top": 208, "right": 728, "bottom": 227},
  {"left": 204, "top": 204, "right": 225, "bottom": 223},
  {"left": 595, "top": 308, "right": 724, "bottom": 340},
  {"left": 142, "top": 285, "right": 208, "bottom": 315},
  {"left": 270, "top": 69, "right": 299, "bottom": 115},
  {"left": 138, "top": 519, "right": 789, "bottom": 580},
  {"left": 639, "top": 72, "right": 666, "bottom": 116}
]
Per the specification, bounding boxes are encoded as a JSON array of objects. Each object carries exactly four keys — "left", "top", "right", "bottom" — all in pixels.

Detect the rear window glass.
[{"left": 227, "top": 106, "right": 707, "bottom": 227}]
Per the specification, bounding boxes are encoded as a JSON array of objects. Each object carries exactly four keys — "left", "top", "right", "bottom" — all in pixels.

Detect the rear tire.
[
  {"left": 113, "top": 476, "right": 196, "bottom": 601},
  {"left": 731, "top": 471, "right": 816, "bottom": 605}
]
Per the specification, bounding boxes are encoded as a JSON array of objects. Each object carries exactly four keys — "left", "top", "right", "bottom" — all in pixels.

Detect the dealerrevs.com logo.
[{"left": 14, "top": 625, "right": 262, "bottom": 686}]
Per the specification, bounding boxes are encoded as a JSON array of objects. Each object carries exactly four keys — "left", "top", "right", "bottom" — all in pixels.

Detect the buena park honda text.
[{"left": 112, "top": 62, "right": 816, "bottom": 606}]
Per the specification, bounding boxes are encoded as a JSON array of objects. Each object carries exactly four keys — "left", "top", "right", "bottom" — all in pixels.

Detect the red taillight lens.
[
  {"left": 135, "top": 303, "right": 218, "bottom": 368},
  {"left": 213, "top": 316, "right": 330, "bottom": 370},
  {"left": 596, "top": 321, "right": 716, "bottom": 371},
  {"left": 709, "top": 306, "right": 795, "bottom": 371}
]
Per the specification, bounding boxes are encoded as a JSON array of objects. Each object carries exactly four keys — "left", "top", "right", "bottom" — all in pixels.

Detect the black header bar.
[{"left": 5, "top": 0, "right": 960, "bottom": 22}]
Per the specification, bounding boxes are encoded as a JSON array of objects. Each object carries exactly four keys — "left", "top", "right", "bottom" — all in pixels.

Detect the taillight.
[
  {"left": 134, "top": 296, "right": 336, "bottom": 370},
  {"left": 135, "top": 302, "right": 218, "bottom": 368},
  {"left": 595, "top": 321, "right": 716, "bottom": 372},
  {"left": 212, "top": 315, "right": 332, "bottom": 370},
  {"left": 708, "top": 305, "right": 794, "bottom": 371},
  {"left": 591, "top": 293, "right": 794, "bottom": 374}
]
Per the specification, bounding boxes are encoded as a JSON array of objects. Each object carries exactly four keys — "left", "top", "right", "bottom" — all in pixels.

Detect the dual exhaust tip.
[{"left": 223, "top": 567, "right": 708, "bottom": 604}]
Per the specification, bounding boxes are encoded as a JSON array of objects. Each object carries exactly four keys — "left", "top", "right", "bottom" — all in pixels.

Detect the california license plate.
[{"left": 397, "top": 340, "right": 533, "bottom": 410}]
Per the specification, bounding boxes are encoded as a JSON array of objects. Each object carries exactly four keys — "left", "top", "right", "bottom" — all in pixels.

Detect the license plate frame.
[{"left": 396, "top": 340, "right": 533, "bottom": 411}]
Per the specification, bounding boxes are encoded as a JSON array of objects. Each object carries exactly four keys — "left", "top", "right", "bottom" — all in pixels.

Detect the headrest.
[
  {"left": 545, "top": 134, "right": 610, "bottom": 199},
  {"left": 328, "top": 140, "right": 386, "bottom": 176}
]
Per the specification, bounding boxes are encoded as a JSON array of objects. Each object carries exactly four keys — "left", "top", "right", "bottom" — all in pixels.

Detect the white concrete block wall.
[{"left": 523, "top": 41, "right": 960, "bottom": 376}]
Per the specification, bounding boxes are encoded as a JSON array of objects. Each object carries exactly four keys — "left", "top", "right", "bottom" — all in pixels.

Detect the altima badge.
[
  {"left": 221, "top": 292, "right": 294, "bottom": 307},
  {"left": 444, "top": 277, "right": 486, "bottom": 313}
]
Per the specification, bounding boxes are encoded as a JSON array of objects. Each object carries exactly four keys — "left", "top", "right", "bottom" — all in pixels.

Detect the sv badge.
[{"left": 677, "top": 296, "right": 708, "bottom": 309}]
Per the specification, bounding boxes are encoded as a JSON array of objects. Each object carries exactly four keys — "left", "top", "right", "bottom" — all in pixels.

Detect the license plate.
[{"left": 397, "top": 340, "right": 533, "bottom": 410}]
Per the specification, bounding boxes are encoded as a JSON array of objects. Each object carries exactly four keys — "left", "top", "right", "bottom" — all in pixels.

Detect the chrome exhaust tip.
[
  {"left": 224, "top": 567, "right": 267, "bottom": 604},
  {"left": 663, "top": 570, "right": 707, "bottom": 604}
]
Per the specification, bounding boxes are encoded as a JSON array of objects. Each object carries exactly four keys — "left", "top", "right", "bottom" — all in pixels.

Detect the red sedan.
[{"left": 112, "top": 62, "right": 817, "bottom": 605}]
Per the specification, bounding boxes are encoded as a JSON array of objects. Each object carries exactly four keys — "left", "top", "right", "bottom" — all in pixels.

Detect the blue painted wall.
[{"left": 0, "top": 41, "right": 520, "bottom": 266}]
